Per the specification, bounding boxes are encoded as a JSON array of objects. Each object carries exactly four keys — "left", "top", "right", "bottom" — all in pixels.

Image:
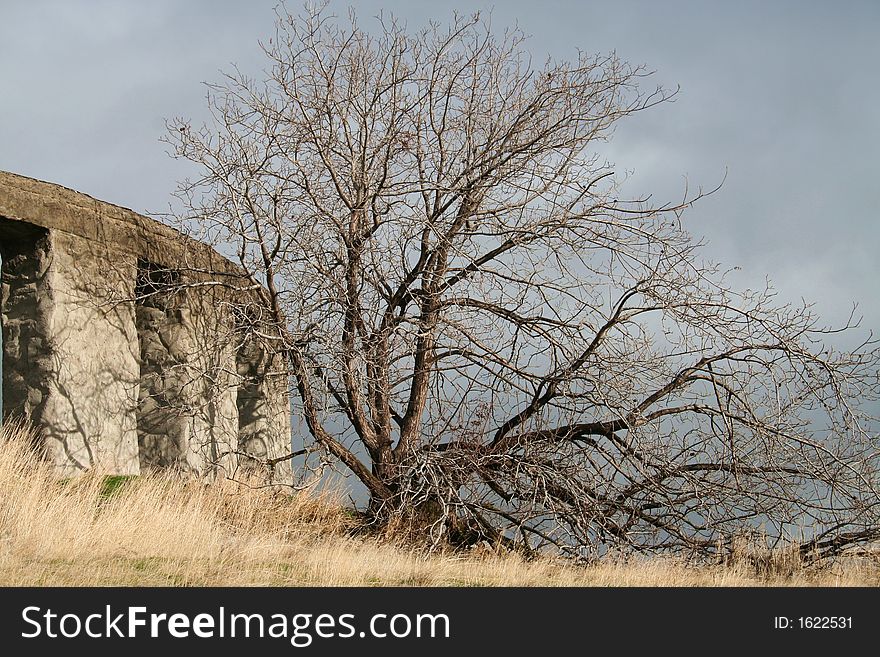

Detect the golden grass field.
[{"left": 1, "top": 421, "right": 877, "bottom": 586}]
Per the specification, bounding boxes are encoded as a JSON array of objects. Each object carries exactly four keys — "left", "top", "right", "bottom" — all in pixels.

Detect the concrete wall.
[
  {"left": 135, "top": 262, "right": 242, "bottom": 476},
  {"left": 0, "top": 218, "right": 53, "bottom": 435},
  {"left": 42, "top": 230, "right": 141, "bottom": 475},
  {"left": 0, "top": 171, "right": 291, "bottom": 481}
]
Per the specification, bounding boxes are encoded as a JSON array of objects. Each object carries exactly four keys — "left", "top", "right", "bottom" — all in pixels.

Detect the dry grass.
[{"left": 1, "top": 421, "right": 877, "bottom": 587}]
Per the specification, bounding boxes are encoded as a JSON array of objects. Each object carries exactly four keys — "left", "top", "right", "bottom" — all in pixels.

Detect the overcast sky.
[{"left": 2, "top": 0, "right": 878, "bottom": 343}]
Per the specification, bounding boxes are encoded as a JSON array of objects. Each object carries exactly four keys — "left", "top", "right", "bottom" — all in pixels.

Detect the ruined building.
[{"left": 0, "top": 171, "right": 291, "bottom": 480}]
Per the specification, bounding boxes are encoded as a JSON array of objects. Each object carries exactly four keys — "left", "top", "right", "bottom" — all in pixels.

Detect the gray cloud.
[{"left": 2, "top": 0, "right": 877, "bottom": 338}]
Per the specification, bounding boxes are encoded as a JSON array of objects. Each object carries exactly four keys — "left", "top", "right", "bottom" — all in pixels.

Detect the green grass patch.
[{"left": 100, "top": 475, "right": 137, "bottom": 499}]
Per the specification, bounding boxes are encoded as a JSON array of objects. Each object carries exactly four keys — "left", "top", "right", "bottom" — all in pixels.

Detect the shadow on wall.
[{"left": 0, "top": 218, "right": 53, "bottom": 446}]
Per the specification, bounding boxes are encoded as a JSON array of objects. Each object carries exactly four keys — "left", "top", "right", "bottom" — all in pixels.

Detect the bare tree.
[{"left": 164, "top": 3, "right": 880, "bottom": 560}]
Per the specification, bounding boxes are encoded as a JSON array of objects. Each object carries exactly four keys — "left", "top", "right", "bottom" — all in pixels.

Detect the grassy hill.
[{"left": 1, "top": 422, "right": 877, "bottom": 586}]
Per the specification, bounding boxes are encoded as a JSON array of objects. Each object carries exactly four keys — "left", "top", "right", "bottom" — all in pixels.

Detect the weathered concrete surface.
[
  {"left": 134, "top": 269, "right": 241, "bottom": 476},
  {"left": 43, "top": 230, "right": 141, "bottom": 474},
  {"left": 236, "top": 336, "right": 291, "bottom": 479},
  {"left": 0, "top": 219, "right": 53, "bottom": 432},
  {"left": 0, "top": 171, "right": 291, "bottom": 481}
]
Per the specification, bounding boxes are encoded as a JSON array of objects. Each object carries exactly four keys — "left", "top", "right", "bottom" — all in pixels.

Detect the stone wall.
[
  {"left": 0, "top": 171, "right": 291, "bottom": 481},
  {"left": 0, "top": 218, "right": 53, "bottom": 432},
  {"left": 134, "top": 259, "right": 241, "bottom": 475},
  {"left": 39, "top": 230, "right": 141, "bottom": 475},
  {"left": 236, "top": 335, "right": 292, "bottom": 481}
]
